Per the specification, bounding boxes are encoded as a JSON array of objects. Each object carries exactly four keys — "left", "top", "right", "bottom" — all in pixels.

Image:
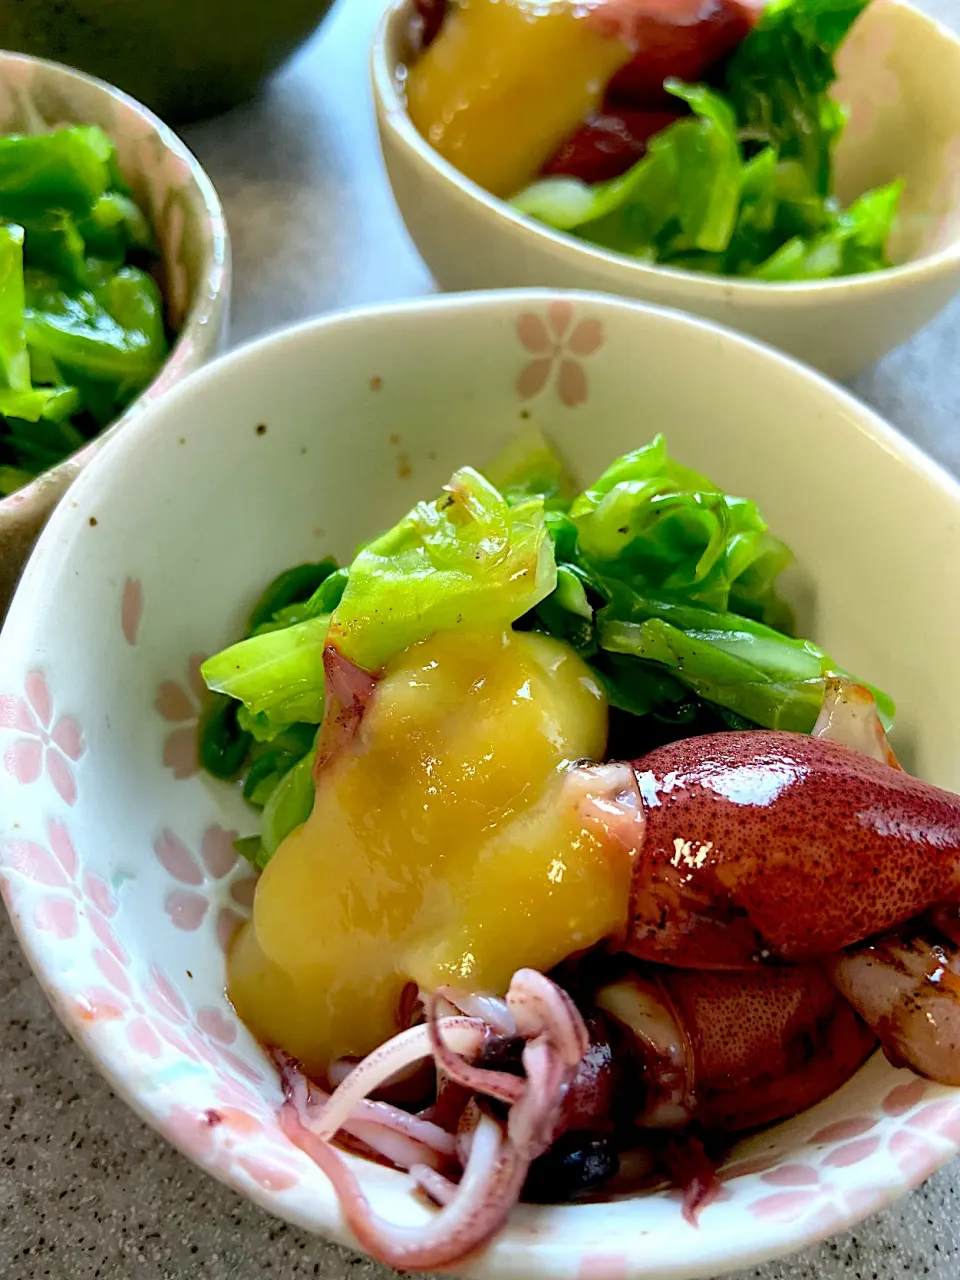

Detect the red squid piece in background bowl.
[
  {"left": 541, "top": 108, "right": 686, "bottom": 182},
  {"left": 600, "top": 0, "right": 765, "bottom": 108},
  {"left": 411, "top": 0, "right": 448, "bottom": 49}
]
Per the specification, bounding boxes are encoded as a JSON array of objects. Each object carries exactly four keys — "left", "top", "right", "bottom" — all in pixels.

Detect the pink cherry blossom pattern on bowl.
[
  {"left": 4, "top": 820, "right": 116, "bottom": 944},
  {"left": 0, "top": 670, "right": 84, "bottom": 805},
  {"left": 160, "top": 1102, "right": 303, "bottom": 1194},
  {"left": 929, "top": 135, "right": 960, "bottom": 254},
  {"left": 834, "top": 10, "right": 899, "bottom": 144},
  {"left": 155, "top": 654, "right": 208, "bottom": 779},
  {"left": 121, "top": 578, "right": 144, "bottom": 645},
  {"left": 739, "top": 1083, "right": 960, "bottom": 1233},
  {"left": 576, "top": 1254, "right": 631, "bottom": 1280},
  {"left": 152, "top": 823, "right": 257, "bottom": 950},
  {"left": 0, "top": 812, "right": 261, "bottom": 1088},
  {"left": 516, "top": 303, "right": 604, "bottom": 407}
]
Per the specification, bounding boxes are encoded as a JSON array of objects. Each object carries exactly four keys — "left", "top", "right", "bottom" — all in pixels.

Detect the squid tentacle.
[
  {"left": 310, "top": 1017, "right": 486, "bottom": 1142},
  {"left": 281, "top": 1103, "right": 526, "bottom": 1271},
  {"left": 280, "top": 969, "right": 589, "bottom": 1271},
  {"left": 427, "top": 995, "right": 526, "bottom": 1106}
]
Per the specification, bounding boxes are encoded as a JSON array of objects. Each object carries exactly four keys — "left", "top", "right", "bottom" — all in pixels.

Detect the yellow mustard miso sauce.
[
  {"left": 228, "top": 628, "right": 632, "bottom": 1077},
  {"left": 404, "top": 0, "right": 634, "bottom": 197}
]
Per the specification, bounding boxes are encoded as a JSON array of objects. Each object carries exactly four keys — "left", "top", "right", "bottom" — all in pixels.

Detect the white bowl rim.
[
  {"left": 0, "top": 49, "right": 230, "bottom": 513},
  {"left": 15, "top": 287, "right": 960, "bottom": 524},
  {"left": 371, "top": 0, "right": 960, "bottom": 304},
  {"left": 5, "top": 287, "right": 960, "bottom": 1276}
]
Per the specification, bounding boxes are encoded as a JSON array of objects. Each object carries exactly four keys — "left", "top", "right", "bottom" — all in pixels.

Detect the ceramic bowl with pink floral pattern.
[
  {"left": 373, "top": 0, "right": 960, "bottom": 381},
  {"left": 0, "top": 51, "right": 230, "bottom": 619},
  {"left": 2, "top": 290, "right": 960, "bottom": 1279}
]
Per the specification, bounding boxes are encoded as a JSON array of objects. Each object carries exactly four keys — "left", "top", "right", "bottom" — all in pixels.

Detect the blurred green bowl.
[{"left": 0, "top": 0, "right": 336, "bottom": 123}]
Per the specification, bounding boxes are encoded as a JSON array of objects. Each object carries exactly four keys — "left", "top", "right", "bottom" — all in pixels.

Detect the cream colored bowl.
[
  {"left": 372, "top": 0, "right": 960, "bottom": 380},
  {"left": 3, "top": 291, "right": 960, "bottom": 1279},
  {"left": 0, "top": 53, "right": 230, "bottom": 617}
]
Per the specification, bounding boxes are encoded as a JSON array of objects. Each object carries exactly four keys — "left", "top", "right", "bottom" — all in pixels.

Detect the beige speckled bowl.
[
  {"left": 3, "top": 290, "right": 960, "bottom": 1279},
  {"left": 0, "top": 53, "right": 230, "bottom": 618},
  {"left": 373, "top": 0, "right": 960, "bottom": 380}
]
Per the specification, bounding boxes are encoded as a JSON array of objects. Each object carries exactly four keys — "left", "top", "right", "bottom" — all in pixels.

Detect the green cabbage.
[
  {"left": 0, "top": 125, "right": 168, "bottom": 490},
  {"left": 510, "top": 0, "right": 901, "bottom": 281},
  {"left": 327, "top": 466, "right": 556, "bottom": 672},
  {"left": 198, "top": 428, "right": 894, "bottom": 870}
]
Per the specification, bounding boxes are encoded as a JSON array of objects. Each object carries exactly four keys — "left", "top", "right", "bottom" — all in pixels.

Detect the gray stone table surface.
[{"left": 2, "top": 0, "right": 960, "bottom": 1276}]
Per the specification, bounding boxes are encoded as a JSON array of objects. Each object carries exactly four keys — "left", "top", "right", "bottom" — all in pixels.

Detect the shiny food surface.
[
  {"left": 228, "top": 628, "right": 629, "bottom": 1074},
  {"left": 627, "top": 731, "right": 960, "bottom": 967},
  {"left": 405, "top": 0, "right": 632, "bottom": 197}
]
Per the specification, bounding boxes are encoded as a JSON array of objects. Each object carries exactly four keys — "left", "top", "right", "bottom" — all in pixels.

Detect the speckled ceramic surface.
[
  {"left": 373, "top": 0, "right": 960, "bottom": 380},
  {"left": 0, "top": 52, "right": 230, "bottom": 618},
  {"left": 2, "top": 290, "right": 960, "bottom": 1279}
]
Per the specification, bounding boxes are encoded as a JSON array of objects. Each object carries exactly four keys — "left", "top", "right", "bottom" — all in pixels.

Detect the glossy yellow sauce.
[
  {"left": 228, "top": 628, "right": 630, "bottom": 1076},
  {"left": 405, "top": 0, "right": 633, "bottom": 197}
]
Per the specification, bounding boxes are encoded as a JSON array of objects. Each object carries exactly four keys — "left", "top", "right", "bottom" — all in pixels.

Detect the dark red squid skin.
[
  {"left": 624, "top": 731, "right": 960, "bottom": 969},
  {"left": 411, "top": 0, "right": 447, "bottom": 49},
  {"left": 541, "top": 109, "right": 686, "bottom": 184},
  {"left": 543, "top": 0, "right": 763, "bottom": 183},
  {"left": 561, "top": 730, "right": 960, "bottom": 1142},
  {"left": 554, "top": 1016, "right": 618, "bottom": 1137},
  {"left": 657, "top": 965, "right": 876, "bottom": 1132},
  {"left": 601, "top": 0, "right": 761, "bottom": 110},
  {"left": 578, "top": 961, "right": 876, "bottom": 1139}
]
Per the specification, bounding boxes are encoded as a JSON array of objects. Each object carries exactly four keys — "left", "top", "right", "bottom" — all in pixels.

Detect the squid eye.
[
  {"left": 476, "top": 1034, "right": 525, "bottom": 1076},
  {"left": 523, "top": 1131, "right": 619, "bottom": 1203}
]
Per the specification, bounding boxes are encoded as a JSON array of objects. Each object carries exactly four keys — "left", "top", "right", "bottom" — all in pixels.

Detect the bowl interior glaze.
[{"left": 1, "top": 293, "right": 959, "bottom": 1280}]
